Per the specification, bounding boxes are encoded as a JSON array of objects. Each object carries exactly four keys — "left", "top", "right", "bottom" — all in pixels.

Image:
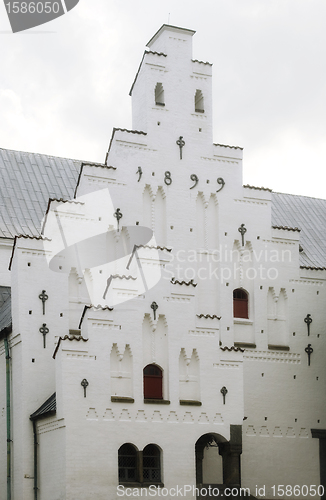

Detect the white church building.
[{"left": 0, "top": 24, "right": 325, "bottom": 500}]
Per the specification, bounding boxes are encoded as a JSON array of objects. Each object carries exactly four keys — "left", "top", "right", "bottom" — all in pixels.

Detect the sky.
[{"left": 0, "top": 0, "right": 325, "bottom": 198}]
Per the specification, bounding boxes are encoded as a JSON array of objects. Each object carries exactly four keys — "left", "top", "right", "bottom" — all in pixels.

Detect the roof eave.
[
  {"left": 146, "top": 24, "right": 195, "bottom": 48},
  {"left": 0, "top": 324, "right": 12, "bottom": 341}
]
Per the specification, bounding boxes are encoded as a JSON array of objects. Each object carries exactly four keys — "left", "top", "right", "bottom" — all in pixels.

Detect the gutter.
[
  {"left": 3, "top": 329, "right": 12, "bottom": 500},
  {"left": 31, "top": 421, "right": 38, "bottom": 500},
  {"left": 30, "top": 394, "right": 56, "bottom": 500}
]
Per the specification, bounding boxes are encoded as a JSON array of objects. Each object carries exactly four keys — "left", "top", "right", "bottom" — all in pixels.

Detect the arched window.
[
  {"left": 118, "top": 443, "right": 138, "bottom": 483},
  {"left": 143, "top": 364, "right": 163, "bottom": 399},
  {"left": 195, "top": 89, "right": 204, "bottom": 113},
  {"left": 233, "top": 289, "right": 249, "bottom": 319},
  {"left": 155, "top": 83, "right": 165, "bottom": 106},
  {"left": 143, "top": 444, "right": 161, "bottom": 483}
]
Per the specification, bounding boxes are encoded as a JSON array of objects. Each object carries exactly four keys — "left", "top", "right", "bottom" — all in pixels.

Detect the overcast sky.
[{"left": 0, "top": 0, "right": 325, "bottom": 198}]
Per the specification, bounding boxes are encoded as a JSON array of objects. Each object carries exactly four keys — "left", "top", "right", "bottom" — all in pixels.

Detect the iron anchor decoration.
[
  {"left": 164, "top": 171, "right": 172, "bottom": 185},
  {"left": 305, "top": 344, "right": 313, "bottom": 366},
  {"left": 304, "top": 314, "right": 312, "bottom": 336},
  {"left": 190, "top": 174, "right": 199, "bottom": 189},
  {"left": 39, "top": 290, "right": 48, "bottom": 315},
  {"left": 114, "top": 208, "right": 123, "bottom": 232},
  {"left": 176, "top": 136, "right": 185, "bottom": 159},
  {"left": 39, "top": 323, "right": 49, "bottom": 348},
  {"left": 103, "top": 275, "right": 113, "bottom": 300},
  {"left": 238, "top": 223, "right": 247, "bottom": 247},
  {"left": 151, "top": 301, "right": 158, "bottom": 320},
  {"left": 136, "top": 166, "right": 142, "bottom": 182},
  {"left": 81, "top": 379, "right": 89, "bottom": 397},
  {"left": 220, "top": 386, "right": 228, "bottom": 404},
  {"left": 216, "top": 177, "right": 225, "bottom": 193}
]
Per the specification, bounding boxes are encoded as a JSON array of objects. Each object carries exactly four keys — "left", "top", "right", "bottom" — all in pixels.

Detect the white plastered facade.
[{"left": 0, "top": 24, "right": 325, "bottom": 500}]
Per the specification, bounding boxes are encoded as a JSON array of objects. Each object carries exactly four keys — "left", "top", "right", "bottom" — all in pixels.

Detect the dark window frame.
[
  {"left": 118, "top": 443, "right": 138, "bottom": 483},
  {"left": 195, "top": 89, "right": 204, "bottom": 113},
  {"left": 233, "top": 288, "right": 249, "bottom": 319},
  {"left": 143, "top": 444, "right": 161, "bottom": 483},
  {"left": 143, "top": 364, "right": 163, "bottom": 400},
  {"left": 155, "top": 82, "right": 165, "bottom": 106},
  {"left": 118, "top": 443, "right": 162, "bottom": 486}
]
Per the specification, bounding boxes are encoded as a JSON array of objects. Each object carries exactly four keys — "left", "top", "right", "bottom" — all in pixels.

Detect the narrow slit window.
[
  {"left": 155, "top": 83, "right": 165, "bottom": 106},
  {"left": 195, "top": 90, "right": 204, "bottom": 113},
  {"left": 233, "top": 288, "right": 249, "bottom": 319}
]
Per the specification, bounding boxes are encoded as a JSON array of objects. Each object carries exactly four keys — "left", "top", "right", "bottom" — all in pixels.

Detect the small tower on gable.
[{"left": 130, "top": 24, "right": 213, "bottom": 146}]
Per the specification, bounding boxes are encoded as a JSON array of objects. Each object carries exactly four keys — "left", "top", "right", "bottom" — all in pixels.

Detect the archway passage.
[
  {"left": 195, "top": 426, "right": 242, "bottom": 493},
  {"left": 195, "top": 434, "right": 224, "bottom": 486}
]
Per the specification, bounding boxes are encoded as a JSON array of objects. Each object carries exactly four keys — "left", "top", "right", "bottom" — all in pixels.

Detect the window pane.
[
  {"left": 143, "top": 445, "right": 161, "bottom": 483},
  {"left": 233, "top": 289, "right": 249, "bottom": 318},
  {"left": 118, "top": 444, "right": 137, "bottom": 483},
  {"left": 144, "top": 365, "right": 163, "bottom": 399}
]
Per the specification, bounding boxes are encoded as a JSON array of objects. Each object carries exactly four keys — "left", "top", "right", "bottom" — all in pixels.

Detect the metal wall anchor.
[
  {"left": 190, "top": 174, "right": 199, "bottom": 189},
  {"left": 136, "top": 166, "right": 142, "bottom": 182},
  {"left": 238, "top": 224, "right": 247, "bottom": 246},
  {"left": 114, "top": 208, "right": 123, "bottom": 231},
  {"left": 216, "top": 177, "right": 225, "bottom": 193},
  {"left": 304, "top": 314, "right": 312, "bottom": 336},
  {"left": 220, "top": 386, "right": 228, "bottom": 404},
  {"left": 305, "top": 344, "right": 313, "bottom": 366},
  {"left": 81, "top": 379, "right": 89, "bottom": 397},
  {"left": 39, "top": 290, "right": 48, "bottom": 315},
  {"left": 151, "top": 301, "right": 158, "bottom": 320},
  {"left": 39, "top": 323, "right": 49, "bottom": 348},
  {"left": 176, "top": 136, "right": 185, "bottom": 159}
]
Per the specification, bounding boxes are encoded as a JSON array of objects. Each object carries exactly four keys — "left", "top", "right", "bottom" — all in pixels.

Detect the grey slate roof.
[
  {"left": 0, "top": 148, "right": 325, "bottom": 268},
  {"left": 0, "top": 286, "right": 11, "bottom": 333},
  {"left": 30, "top": 393, "right": 56, "bottom": 420},
  {"left": 271, "top": 192, "right": 326, "bottom": 268},
  {"left": 0, "top": 148, "right": 80, "bottom": 238}
]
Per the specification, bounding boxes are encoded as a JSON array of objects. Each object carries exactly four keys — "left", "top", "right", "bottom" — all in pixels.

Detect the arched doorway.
[
  {"left": 195, "top": 433, "right": 226, "bottom": 487},
  {"left": 195, "top": 426, "right": 242, "bottom": 491}
]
